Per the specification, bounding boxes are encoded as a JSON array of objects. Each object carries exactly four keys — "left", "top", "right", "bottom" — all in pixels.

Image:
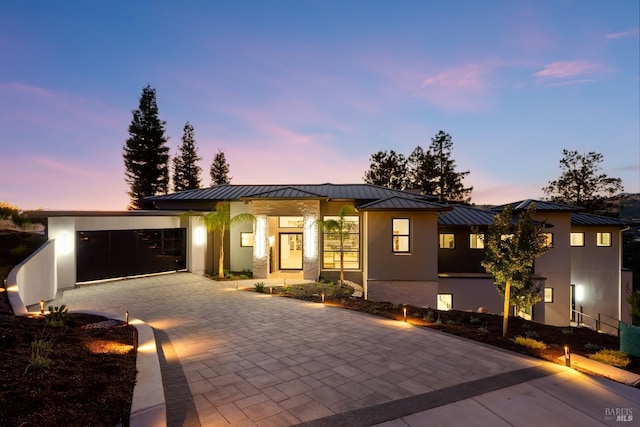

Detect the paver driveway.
[{"left": 52, "top": 272, "right": 549, "bottom": 426}]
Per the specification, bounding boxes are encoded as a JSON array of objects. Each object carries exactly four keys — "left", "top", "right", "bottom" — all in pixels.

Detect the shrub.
[
  {"left": 626, "top": 291, "right": 640, "bottom": 326},
  {"left": 478, "top": 322, "right": 490, "bottom": 333},
  {"left": 588, "top": 349, "right": 630, "bottom": 368},
  {"left": 254, "top": 282, "right": 265, "bottom": 293},
  {"left": 423, "top": 310, "right": 436, "bottom": 323},
  {"left": 514, "top": 336, "right": 546, "bottom": 350},
  {"left": 9, "top": 244, "right": 29, "bottom": 258},
  {"left": 240, "top": 274, "right": 248, "bottom": 279},
  {"left": 524, "top": 329, "right": 539, "bottom": 339},
  {"left": 469, "top": 315, "right": 481, "bottom": 325},
  {"left": 561, "top": 327, "right": 573, "bottom": 335},
  {"left": 45, "top": 305, "right": 69, "bottom": 327},
  {"left": 584, "top": 342, "right": 602, "bottom": 351}
]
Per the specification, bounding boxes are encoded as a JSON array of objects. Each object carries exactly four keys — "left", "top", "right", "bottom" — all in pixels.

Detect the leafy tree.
[
  {"left": 627, "top": 290, "right": 640, "bottom": 326},
  {"left": 173, "top": 122, "right": 202, "bottom": 192},
  {"left": 317, "top": 205, "right": 358, "bottom": 287},
  {"left": 123, "top": 85, "right": 170, "bottom": 209},
  {"left": 406, "top": 146, "right": 436, "bottom": 195},
  {"left": 210, "top": 149, "right": 231, "bottom": 186},
  {"left": 542, "top": 150, "right": 623, "bottom": 216},
  {"left": 428, "top": 131, "right": 472, "bottom": 203},
  {"left": 190, "top": 202, "right": 254, "bottom": 278},
  {"left": 363, "top": 150, "right": 407, "bottom": 189},
  {"left": 480, "top": 204, "right": 550, "bottom": 336}
]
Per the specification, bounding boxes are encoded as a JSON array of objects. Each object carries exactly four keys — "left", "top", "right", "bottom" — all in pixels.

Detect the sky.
[{"left": 0, "top": 1, "right": 638, "bottom": 210}]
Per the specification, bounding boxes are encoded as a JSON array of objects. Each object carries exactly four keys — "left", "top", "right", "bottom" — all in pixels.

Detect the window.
[
  {"left": 240, "top": 232, "right": 254, "bottom": 247},
  {"left": 570, "top": 232, "right": 584, "bottom": 247},
  {"left": 543, "top": 233, "right": 554, "bottom": 248},
  {"left": 279, "top": 216, "right": 303, "bottom": 228},
  {"left": 437, "top": 294, "right": 452, "bottom": 311},
  {"left": 392, "top": 218, "right": 410, "bottom": 253},
  {"left": 470, "top": 233, "right": 484, "bottom": 249},
  {"left": 439, "top": 233, "right": 455, "bottom": 249},
  {"left": 544, "top": 287, "right": 553, "bottom": 303},
  {"left": 597, "top": 232, "right": 611, "bottom": 247},
  {"left": 322, "top": 216, "right": 359, "bottom": 269}
]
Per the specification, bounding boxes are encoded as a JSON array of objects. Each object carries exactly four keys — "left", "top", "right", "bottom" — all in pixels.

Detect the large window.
[
  {"left": 570, "top": 232, "right": 584, "bottom": 247},
  {"left": 439, "top": 233, "right": 455, "bottom": 249},
  {"left": 470, "top": 233, "right": 484, "bottom": 249},
  {"left": 597, "top": 232, "right": 611, "bottom": 247},
  {"left": 322, "top": 216, "right": 359, "bottom": 269},
  {"left": 437, "top": 294, "right": 452, "bottom": 311},
  {"left": 392, "top": 218, "right": 410, "bottom": 253}
]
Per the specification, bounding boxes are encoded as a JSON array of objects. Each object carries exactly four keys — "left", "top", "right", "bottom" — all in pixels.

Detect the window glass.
[
  {"left": 240, "top": 232, "right": 254, "bottom": 247},
  {"left": 439, "top": 233, "right": 455, "bottom": 249},
  {"left": 597, "top": 232, "right": 611, "bottom": 247},
  {"left": 322, "top": 216, "right": 359, "bottom": 269},
  {"left": 470, "top": 234, "right": 484, "bottom": 249},
  {"left": 544, "top": 288, "right": 553, "bottom": 303},
  {"left": 279, "top": 216, "right": 303, "bottom": 228},
  {"left": 437, "top": 294, "right": 452, "bottom": 311},
  {"left": 570, "top": 232, "right": 584, "bottom": 247},
  {"left": 543, "top": 233, "right": 554, "bottom": 248},
  {"left": 392, "top": 218, "right": 410, "bottom": 253}
]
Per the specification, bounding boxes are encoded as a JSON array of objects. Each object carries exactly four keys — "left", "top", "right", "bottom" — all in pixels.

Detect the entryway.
[{"left": 279, "top": 233, "right": 302, "bottom": 270}]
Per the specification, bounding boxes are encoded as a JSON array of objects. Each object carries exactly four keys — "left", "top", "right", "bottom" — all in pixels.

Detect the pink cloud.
[
  {"left": 533, "top": 60, "right": 602, "bottom": 80},
  {"left": 605, "top": 28, "right": 639, "bottom": 39}
]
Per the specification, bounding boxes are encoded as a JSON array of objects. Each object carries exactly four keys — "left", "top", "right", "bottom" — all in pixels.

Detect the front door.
[{"left": 280, "top": 233, "right": 303, "bottom": 270}]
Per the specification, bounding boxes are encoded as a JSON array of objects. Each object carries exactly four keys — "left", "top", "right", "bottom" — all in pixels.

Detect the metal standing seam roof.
[
  {"left": 146, "top": 183, "right": 438, "bottom": 203},
  {"left": 491, "top": 199, "right": 584, "bottom": 212},
  {"left": 357, "top": 196, "right": 450, "bottom": 211},
  {"left": 438, "top": 205, "right": 497, "bottom": 226},
  {"left": 571, "top": 212, "right": 635, "bottom": 227}
]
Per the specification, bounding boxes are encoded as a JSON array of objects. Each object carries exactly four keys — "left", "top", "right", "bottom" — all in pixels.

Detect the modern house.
[{"left": 20, "top": 183, "right": 633, "bottom": 333}]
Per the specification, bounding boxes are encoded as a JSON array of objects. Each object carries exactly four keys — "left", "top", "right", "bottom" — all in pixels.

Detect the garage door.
[{"left": 76, "top": 228, "right": 186, "bottom": 282}]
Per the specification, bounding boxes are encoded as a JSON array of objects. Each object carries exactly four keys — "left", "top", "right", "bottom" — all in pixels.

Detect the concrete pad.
[{"left": 397, "top": 399, "right": 512, "bottom": 427}]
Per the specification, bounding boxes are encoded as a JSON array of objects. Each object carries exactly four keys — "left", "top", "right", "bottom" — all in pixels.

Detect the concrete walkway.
[{"left": 49, "top": 273, "right": 640, "bottom": 426}]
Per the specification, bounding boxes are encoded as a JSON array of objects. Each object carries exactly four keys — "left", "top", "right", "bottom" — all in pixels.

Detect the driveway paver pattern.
[{"left": 51, "top": 273, "right": 549, "bottom": 426}]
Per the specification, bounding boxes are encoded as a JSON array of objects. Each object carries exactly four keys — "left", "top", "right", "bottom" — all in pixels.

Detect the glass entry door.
[{"left": 280, "top": 233, "right": 303, "bottom": 270}]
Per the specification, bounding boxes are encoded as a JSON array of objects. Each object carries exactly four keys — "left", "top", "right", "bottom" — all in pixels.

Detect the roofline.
[{"left": 24, "top": 210, "right": 196, "bottom": 218}]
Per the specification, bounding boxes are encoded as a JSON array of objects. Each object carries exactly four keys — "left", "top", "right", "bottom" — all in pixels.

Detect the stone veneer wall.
[{"left": 367, "top": 280, "right": 438, "bottom": 308}]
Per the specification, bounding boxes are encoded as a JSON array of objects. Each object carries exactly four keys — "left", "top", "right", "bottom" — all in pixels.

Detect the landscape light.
[
  {"left": 403, "top": 307, "right": 407, "bottom": 322},
  {"left": 564, "top": 345, "right": 571, "bottom": 367},
  {"left": 270, "top": 286, "right": 273, "bottom": 295},
  {"left": 321, "top": 293, "right": 325, "bottom": 303},
  {"left": 235, "top": 282, "right": 239, "bottom": 290},
  {"left": 39, "top": 300, "right": 45, "bottom": 315},
  {"left": 125, "top": 311, "right": 129, "bottom": 326}
]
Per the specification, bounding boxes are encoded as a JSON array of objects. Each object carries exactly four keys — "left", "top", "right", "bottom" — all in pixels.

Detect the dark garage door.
[{"left": 76, "top": 228, "right": 186, "bottom": 282}]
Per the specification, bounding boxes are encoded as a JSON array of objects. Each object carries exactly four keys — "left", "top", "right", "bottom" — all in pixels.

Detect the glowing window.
[
  {"left": 322, "top": 216, "right": 359, "bottom": 269},
  {"left": 544, "top": 287, "right": 553, "bottom": 303},
  {"left": 240, "top": 232, "right": 254, "bottom": 247},
  {"left": 279, "top": 216, "right": 304, "bottom": 228},
  {"left": 570, "top": 232, "right": 584, "bottom": 247},
  {"left": 596, "top": 232, "right": 611, "bottom": 247},
  {"left": 437, "top": 294, "right": 452, "bottom": 311},
  {"left": 392, "top": 218, "right": 410, "bottom": 253},
  {"left": 469, "top": 234, "right": 484, "bottom": 249},
  {"left": 543, "top": 233, "right": 554, "bottom": 248},
  {"left": 439, "top": 233, "right": 455, "bottom": 249}
]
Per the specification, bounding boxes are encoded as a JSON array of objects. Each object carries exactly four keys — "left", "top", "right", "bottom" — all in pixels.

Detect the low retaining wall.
[{"left": 7, "top": 240, "right": 56, "bottom": 314}]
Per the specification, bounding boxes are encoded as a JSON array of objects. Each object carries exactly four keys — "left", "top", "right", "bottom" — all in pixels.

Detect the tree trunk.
[
  {"left": 218, "top": 229, "right": 225, "bottom": 279},
  {"left": 503, "top": 281, "right": 511, "bottom": 336}
]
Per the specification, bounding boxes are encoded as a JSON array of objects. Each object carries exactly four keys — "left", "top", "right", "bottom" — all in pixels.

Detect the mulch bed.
[{"left": 0, "top": 290, "right": 137, "bottom": 427}]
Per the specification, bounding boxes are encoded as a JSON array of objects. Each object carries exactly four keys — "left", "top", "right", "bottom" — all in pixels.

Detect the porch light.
[
  {"left": 40, "top": 300, "right": 45, "bottom": 315},
  {"left": 564, "top": 345, "right": 571, "bottom": 367},
  {"left": 195, "top": 226, "right": 206, "bottom": 246},
  {"left": 575, "top": 285, "right": 584, "bottom": 303},
  {"left": 269, "top": 236, "right": 275, "bottom": 247}
]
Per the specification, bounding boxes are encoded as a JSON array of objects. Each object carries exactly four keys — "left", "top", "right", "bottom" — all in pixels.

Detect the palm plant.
[{"left": 188, "top": 202, "right": 254, "bottom": 278}]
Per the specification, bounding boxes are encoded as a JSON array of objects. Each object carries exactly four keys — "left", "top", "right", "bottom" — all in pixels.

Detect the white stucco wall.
[
  {"left": 7, "top": 239, "right": 57, "bottom": 312},
  {"left": 230, "top": 202, "right": 254, "bottom": 272}
]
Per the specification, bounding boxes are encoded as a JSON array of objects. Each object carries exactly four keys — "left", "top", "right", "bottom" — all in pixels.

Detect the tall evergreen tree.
[
  {"left": 123, "top": 85, "right": 170, "bottom": 209},
  {"left": 428, "top": 131, "right": 472, "bottom": 203},
  {"left": 210, "top": 149, "right": 231, "bottom": 186},
  {"left": 405, "top": 146, "right": 436, "bottom": 194},
  {"left": 173, "top": 122, "right": 202, "bottom": 192},
  {"left": 363, "top": 150, "right": 407, "bottom": 189},
  {"left": 542, "top": 149, "right": 623, "bottom": 216}
]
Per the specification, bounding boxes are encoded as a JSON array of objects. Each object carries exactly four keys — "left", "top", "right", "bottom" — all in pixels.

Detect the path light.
[
  {"left": 125, "top": 311, "right": 129, "bottom": 326},
  {"left": 270, "top": 286, "right": 273, "bottom": 295},
  {"left": 564, "top": 345, "right": 571, "bottom": 367},
  {"left": 235, "top": 282, "right": 239, "bottom": 290},
  {"left": 39, "top": 300, "right": 45, "bottom": 315},
  {"left": 403, "top": 306, "right": 408, "bottom": 322},
  {"left": 321, "top": 293, "right": 325, "bottom": 303}
]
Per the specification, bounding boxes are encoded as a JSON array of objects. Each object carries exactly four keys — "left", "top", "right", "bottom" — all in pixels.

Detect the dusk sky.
[{"left": 1, "top": 1, "right": 638, "bottom": 210}]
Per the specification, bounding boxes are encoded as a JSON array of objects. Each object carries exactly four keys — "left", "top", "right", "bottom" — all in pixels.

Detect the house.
[{"left": 21, "top": 183, "right": 633, "bottom": 333}]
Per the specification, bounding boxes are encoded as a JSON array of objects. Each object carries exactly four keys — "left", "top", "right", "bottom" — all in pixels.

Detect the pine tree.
[
  {"left": 173, "top": 122, "right": 202, "bottom": 192},
  {"left": 123, "top": 85, "right": 170, "bottom": 209},
  {"left": 405, "top": 146, "right": 436, "bottom": 194},
  {"left": 363, "top": 150, "right": 407, "bottom": 189},
  {"left": 428, "top": 131, "right": 472, "bottom": 203},
  {"left": 543, "top": 149, "right": 623, "bottom": 216},
  {"left": 210, "top": 150, "right": 231, "bottom": 186}
]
